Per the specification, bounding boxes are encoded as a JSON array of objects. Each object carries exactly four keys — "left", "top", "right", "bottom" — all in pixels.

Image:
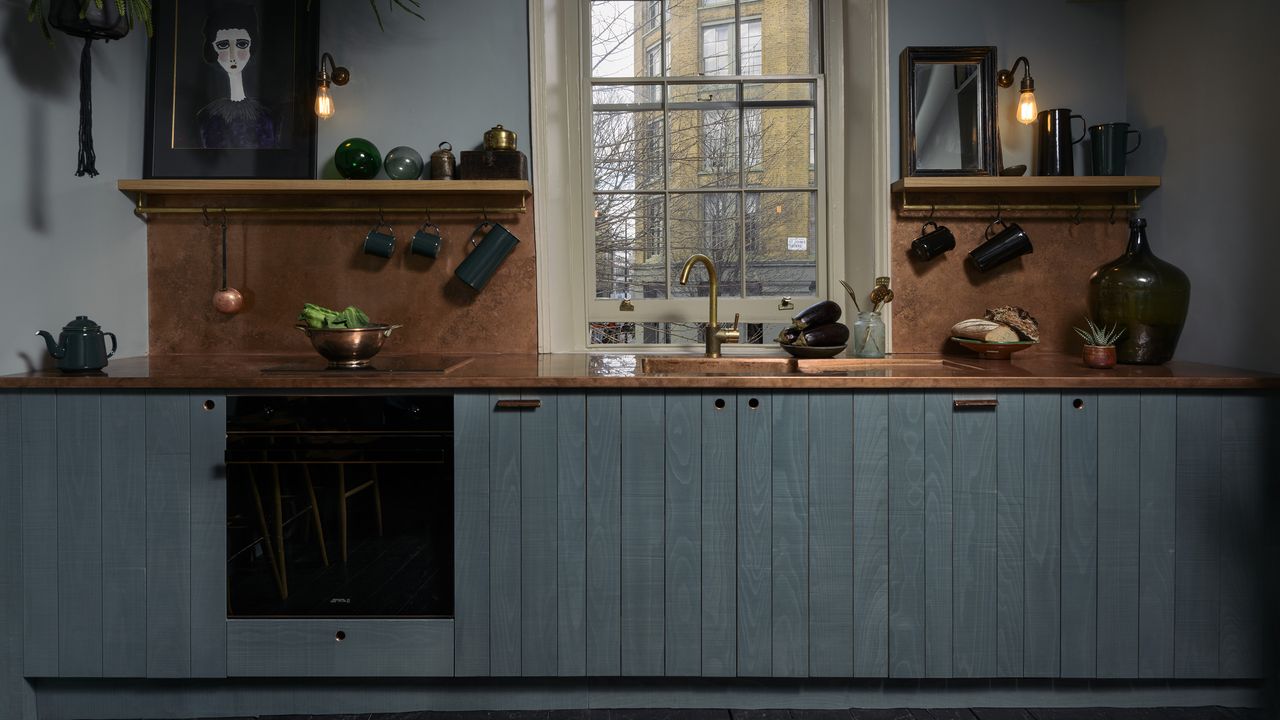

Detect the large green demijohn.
[{"left": 1088, "top": 217, "right": 1190, "bottom": 364}]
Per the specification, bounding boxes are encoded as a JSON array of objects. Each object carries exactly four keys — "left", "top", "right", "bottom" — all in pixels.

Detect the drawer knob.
[{"left": 335, "top": 630, "right": 346, "bottom": 642}]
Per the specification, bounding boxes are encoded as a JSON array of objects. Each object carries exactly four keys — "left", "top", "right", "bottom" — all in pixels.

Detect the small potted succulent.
[{"left": 1073, "top": 317, "right": 1126, "bottom": 369}]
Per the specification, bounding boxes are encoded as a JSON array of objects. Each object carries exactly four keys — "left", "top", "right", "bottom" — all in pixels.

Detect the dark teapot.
[{"left": 36, "top": 316, "right": 117, "bottom": 372}]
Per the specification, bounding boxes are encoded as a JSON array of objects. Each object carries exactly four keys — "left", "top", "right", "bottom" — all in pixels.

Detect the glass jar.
[
  {"left": 851, "top": 312, "right": 886, "bottom": 358},
  {"left": 1088, "top": 217, "right": 1190, "bottom": 364}
]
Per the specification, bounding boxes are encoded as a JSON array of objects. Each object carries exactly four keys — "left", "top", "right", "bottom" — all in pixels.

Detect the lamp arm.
[
  {"left": 318, "top": 52, "right": 350, "bottom": 86},
  {"left": 997, "top": 56, "right": 1033, "bottom": 89}
]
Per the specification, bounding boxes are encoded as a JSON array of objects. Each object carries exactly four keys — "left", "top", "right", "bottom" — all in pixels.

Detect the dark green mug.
[
  {"left": 1089, "top": 122, "right": 1142, "bottom": 176},
  {"left": 455, "top": 221, "right": 519, "bottom": 291}
]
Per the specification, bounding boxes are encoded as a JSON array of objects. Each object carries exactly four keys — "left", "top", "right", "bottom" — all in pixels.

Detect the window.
[{"left": 578, "top": 0, "right": 825, "bottom": 347}]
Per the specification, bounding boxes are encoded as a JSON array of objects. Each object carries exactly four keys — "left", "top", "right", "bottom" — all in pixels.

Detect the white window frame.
[{"left": 531, "top": 0, "right": 889, "bottom": 353}]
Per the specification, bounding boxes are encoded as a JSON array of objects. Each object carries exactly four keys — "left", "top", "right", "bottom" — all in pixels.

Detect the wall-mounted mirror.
[{"left": 900, "top": 46, "right": 998, "bottom": 176}]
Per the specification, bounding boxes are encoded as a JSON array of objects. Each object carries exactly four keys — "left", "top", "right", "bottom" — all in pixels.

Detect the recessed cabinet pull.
[
  {"left": 494, "top": 399, "right": 541, "bottom": 410},
  {"left": 953, "top": 398, "right": 999, "bottom": 409}
]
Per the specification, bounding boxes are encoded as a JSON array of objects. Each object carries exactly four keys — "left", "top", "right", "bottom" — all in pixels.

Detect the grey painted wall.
[
  {"left": 315, "top": 1, "right": 530, "bottom": 178},
  {"left": 0, "top": 1, "right": 530, "bottom": 377},
  {"left": 1124, "top": 0, "right": 1280, "bottom": 372},
  {"left": 888, "top": 0, "right": 1127, "bottom": 177},
  {"left": 0, "top": 0, "right": 150, "bottom": 375}
]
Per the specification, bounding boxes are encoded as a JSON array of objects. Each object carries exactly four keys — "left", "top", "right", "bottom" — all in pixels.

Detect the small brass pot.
[
  {"left": 1082, "top": 344, "right": 1117, "bottom": 369},
  {"left": 483, "top": 124, "right": 517, "bottom": 151}
]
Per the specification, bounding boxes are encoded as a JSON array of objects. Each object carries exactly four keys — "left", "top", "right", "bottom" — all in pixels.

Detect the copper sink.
[{"left": 638, "top": 355, "right": 982, "bottom": 376}]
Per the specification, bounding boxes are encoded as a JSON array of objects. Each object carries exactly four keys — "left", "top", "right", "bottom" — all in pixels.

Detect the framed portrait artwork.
[{"left": 144, "top": 0, "right": 318, "bottom": 178}]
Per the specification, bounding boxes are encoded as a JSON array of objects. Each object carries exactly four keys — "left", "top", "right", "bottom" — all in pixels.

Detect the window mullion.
[{"left": 661, "top": 0, "right": 671, "bottom": 302}]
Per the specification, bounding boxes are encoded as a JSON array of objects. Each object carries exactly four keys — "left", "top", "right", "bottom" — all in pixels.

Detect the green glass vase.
[
  {"left": 1088, "top": 217, "right": 1190, "bottom": 364},
  {"left": 334, "top": 137, "right": 381, "bottom": 179}
]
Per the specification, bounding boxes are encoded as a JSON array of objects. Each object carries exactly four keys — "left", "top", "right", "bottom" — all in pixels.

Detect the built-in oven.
[{"left": 225, "top": 395, "right": 452, "bottom": 618}]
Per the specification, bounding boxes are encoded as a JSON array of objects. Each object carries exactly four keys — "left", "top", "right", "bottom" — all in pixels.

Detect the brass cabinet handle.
[
  {"left": 494, "top": 399, "right": 541, "bottom": 410},
  {"left": 953, "top": 398, "right": 999, "bottom": 409}
]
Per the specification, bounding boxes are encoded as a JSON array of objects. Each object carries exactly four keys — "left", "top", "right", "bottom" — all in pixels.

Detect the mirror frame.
[{"left": 900, "top": 46, "right": 998, "bottom": 177}]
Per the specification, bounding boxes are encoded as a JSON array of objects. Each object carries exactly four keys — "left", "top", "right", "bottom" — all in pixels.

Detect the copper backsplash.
[
  {"left": 890, "top": 197, "right": 1131, "bottom": 355},
  {"left": 148, "top": 202, "right": 538, "bottom": 356}
]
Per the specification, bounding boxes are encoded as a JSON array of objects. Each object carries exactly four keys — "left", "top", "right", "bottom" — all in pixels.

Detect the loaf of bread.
[
  {"left": 950, "top": 319, "right": 1020, "bottom": 343},
  {"left": 985, "top": 305, "right": 1040, "bottom": 342}
]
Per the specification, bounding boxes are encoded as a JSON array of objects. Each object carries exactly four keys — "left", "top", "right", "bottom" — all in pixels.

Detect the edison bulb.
[
  {"left": 315, "top": 85, "right": 334, "bottom": 119},
  {"left": 1016, "top": 90, "right": 1037, "bottom": 125}
]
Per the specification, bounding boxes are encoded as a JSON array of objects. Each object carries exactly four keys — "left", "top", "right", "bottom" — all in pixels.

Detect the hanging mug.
[
  {"left": 969, "top": 218, "right": 1033, "bottom": 272},
  {"left": 455, "top": 221, "right": 520, "bottom": 291},
  {"left": 910, "top": 220, "right": 956, "bottom": 261},
  {"left": 410, "top": 220, "right": 444, "bottom": 258},
  {"left": 362, "top": 221, "right": 396, "bottom": 258}
]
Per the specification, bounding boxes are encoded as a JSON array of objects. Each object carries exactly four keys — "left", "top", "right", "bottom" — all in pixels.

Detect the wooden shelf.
[
  {"left": 117, "top": 179, "right": 531, "bottom": 218},
  {"left": 891, "top": 176, "right": 1160, "bottom": 194},
  {"left": 891, "top": 175, "right": 1160, "bottom": 216}
]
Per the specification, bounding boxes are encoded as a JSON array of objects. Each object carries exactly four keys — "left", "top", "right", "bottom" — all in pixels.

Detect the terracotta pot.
[{"left": 1082, "top": 344, "right": 1117, "bottom": 369}]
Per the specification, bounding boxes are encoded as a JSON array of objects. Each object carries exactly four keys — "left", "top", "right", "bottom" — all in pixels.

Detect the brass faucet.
[{"left": 678, "top": 253, "right": 740, "bottom": 358}]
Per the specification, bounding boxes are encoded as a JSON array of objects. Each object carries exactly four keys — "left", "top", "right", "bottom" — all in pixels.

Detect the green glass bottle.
[{"left": 1088, "top": 217, "right": 1190, "bottom": 364}]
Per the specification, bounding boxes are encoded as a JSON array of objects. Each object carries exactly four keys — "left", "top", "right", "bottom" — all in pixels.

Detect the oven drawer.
[{"left": 226, "top": 619, "right": 453, "bottom": 676}]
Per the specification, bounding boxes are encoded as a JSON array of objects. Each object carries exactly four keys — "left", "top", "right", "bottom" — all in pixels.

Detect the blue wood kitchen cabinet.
[
  {"left": 1, "top": 389, "right": 1270, "bottom": 684},
  {"left": 453, "top": 389, "right": 1273, "bottom": 680}
]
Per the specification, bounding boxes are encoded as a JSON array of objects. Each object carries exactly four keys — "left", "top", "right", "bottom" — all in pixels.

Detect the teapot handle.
[{"left": 104, "top": 332, "right": 117, "bottom": 359}]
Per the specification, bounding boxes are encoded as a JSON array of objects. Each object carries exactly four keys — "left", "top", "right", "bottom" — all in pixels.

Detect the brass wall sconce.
[
  {"left": 315, "top": 52, "right": 350, "bottom": 119},
  {"left": 997, "top": 55, "right": 1037, "bottom": 124}
]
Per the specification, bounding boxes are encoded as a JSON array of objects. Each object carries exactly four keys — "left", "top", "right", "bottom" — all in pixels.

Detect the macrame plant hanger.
[{"left": 46, "top": 0, "right": 131, "bottom": 178}]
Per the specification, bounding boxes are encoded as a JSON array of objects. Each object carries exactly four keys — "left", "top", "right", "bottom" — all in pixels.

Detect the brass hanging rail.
[
  {"left": 898, "top": 189, "right": 1140, "bottom": 215},
  {"left": 132, "top": 198, "right": 526, "bottom": 220}
]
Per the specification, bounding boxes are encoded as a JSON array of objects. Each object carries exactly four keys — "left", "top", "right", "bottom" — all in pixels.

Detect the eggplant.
[
  {"left": 790, "top": 299, "right": 842, "bottom": 330},
  {"left": 776, "top": 325, "right": 803, "bottom": 345},
  {"left": 791, "top": 322, "right": 849, "bottom": 347}
]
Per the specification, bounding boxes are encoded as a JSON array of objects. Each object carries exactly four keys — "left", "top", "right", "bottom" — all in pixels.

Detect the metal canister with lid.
[
  {"left": 429, "top": 142, "right": 456, "bottom": 180},
  {"left": 483, "top": 124, "right": 517, "bottom": 151}
]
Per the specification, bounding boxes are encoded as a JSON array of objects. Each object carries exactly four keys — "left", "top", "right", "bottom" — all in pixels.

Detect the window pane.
[
  {"left": 740, "top": 18, "right": 762, "bottom": 75},
  {"left": 668, "top": 109, "right": 737, "bottom": 189},
  {"left": 595, "top": 194, "right": 665, "bottom": 299},
  {"left": 745, "top": 192, "right": 817, "bottom": 297},
  {"left": 590, "top": 1, "right": 660, "bottom": 78},
  {"left": 592, "top": 109, "right": 664, "bottom": 192},
  {"left": 746, "top": 106, "right": 815, "bottom": 188},
  {"left": 701, "top": 22, "right": 732, "bottom": 75},
  {"left": 588, "top": 321, "right": 789, "bottom": 345},
  {"left": 592, "top": 83, "right": 662, "bottom": 106},
  {"left": 669, "top": 193, "right": 740, "bottom": 298}
]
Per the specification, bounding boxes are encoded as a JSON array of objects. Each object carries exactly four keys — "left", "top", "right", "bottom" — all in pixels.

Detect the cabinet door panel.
[
  {"left": 701, "top": 392, "right": 737, "bottom": 676},
  {"left": 1061, "top": 392, "right": 1098, "bottom": 678},
  {"left": 586, "top": 393, "right": 622, "bottom": 675},
  {"left": 621, "top": 393, "right": 665, "bottom": 675},
  {"left": 994, "top": 392, "right": 1025, "bottom": 678},
  {"left": 521, "top": 392, "right": 558, "bottom": 676},
  {"left": 923, "top": 391, "right": 954, "bottom": 677},
  {"left": 737, "top": 392, "right": 772, "bottom": 676},
  {"left": 557, "top": 393, "right": 588, "bottom": 676},
  {"left": 1174, "top": 393, "right": 1222, "bottom": 678},
  {"left": 1137, "top": 393, "right": 1177, "bottom": 677},
  {"left": 887, "top": 392, "right": 925, "bottom": 678},
  {"left": 1097, "top": 393, "right": 1141, "bottom": 678},
  {"left": 56, "top": 393, "right": 103, "bottom": 678},
  {"left": 190, "top": 395, "right": 227, "bottom": 678},
  {"left": 853, "top": 392, "right": 888, "bottom": 677},
  {"left": 454, "top": 392, "right": 491, "bottom": 676},
  {"left": 21, "top": 392, "right": 58, "bottom": 677},
  {"left": 488, "top": 392, "right": 522, "bottom": 676},
  {"left": 952, "top": 395, "right": 997, "bottom": 678},
  {"left": 664, "top": 393, "right": 702, "bottom": 676},
  {"left": 145, "top": 394, "right": 193, "bottom": 678},
  {"left": 1022, "top": 392, "right": 1061, "bottom": 678},
  {"left": 101, "top": 393, "right": 148, "bottom": 678},
  {"left": 771, "top": 392, "right": 808, "bottom": 677}
]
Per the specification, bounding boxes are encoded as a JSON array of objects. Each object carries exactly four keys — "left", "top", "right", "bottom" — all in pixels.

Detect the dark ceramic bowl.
[{"left": 779, "top": 344, "right": 846, "bottom": 359}]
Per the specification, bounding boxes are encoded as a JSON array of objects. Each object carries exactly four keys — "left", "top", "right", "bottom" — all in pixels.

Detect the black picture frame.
[
  {"left": 900, "top": 46, "right": 998, "bottom": 177},
  {"left": 144, "top": 0, "right": 317, "bottom": 179}
]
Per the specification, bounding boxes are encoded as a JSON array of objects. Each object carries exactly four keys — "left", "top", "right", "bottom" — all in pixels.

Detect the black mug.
[
  {"left": 1089, "top": 122, "right": 1142, "bottom": 176},
  {"left": 409, "top": 221, "right": 444, "bottom": 258},
  {"left": 1035, "top": 108, "right": 1087, "bottom": 176},
  {"left": 362, "top": 223, "right": 396, "bottom": 259},
  {"left": 969, "top": 219, "right": 1033, "bottom": 272},
  {"left": 910, "top": 221, "right": 955, "bottom": 261}
]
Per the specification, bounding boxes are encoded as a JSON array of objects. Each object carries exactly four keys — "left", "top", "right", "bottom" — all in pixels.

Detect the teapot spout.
[{"left": 36, "top": 330, "right": 65, "bottom": 359}]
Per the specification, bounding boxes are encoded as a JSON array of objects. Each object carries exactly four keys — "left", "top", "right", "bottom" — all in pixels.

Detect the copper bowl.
[{"left": 295, "top": 324, "right": 401, "bottom": 367}]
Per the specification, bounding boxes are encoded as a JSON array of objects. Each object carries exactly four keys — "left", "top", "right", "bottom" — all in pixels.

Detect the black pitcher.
[{"left": 1034, "top": 108, "right": 1087, "bottom": 176}]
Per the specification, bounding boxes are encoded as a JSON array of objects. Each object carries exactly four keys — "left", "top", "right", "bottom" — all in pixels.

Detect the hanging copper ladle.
[{"left": 210, "top": 208, "right": 244, "bottom": 314}]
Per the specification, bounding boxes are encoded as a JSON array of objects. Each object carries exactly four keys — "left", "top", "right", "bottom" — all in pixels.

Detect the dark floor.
[{"left": 186, "top": 708, "right": 1270, "bottom": 720}]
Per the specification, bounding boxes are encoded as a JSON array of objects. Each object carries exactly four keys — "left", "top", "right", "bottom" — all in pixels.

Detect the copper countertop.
[{"left": 2, "top": 352, "right": 1277, "bottom": 390}]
